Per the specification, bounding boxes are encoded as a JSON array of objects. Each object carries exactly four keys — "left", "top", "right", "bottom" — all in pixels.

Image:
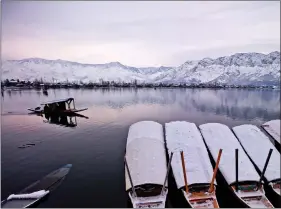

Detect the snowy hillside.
[{"left": 2, "top": 51, "right": 280, "bottom": 86}]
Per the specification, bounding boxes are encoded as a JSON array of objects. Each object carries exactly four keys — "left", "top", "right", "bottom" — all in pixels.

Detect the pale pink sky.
[{"left": 2, "top": 1, "right": 280, "bottom": 67}]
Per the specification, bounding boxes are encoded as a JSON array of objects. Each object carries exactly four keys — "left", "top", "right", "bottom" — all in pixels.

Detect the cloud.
[{"left": 2, "top": 1, "right": 280, "bottom": 67}]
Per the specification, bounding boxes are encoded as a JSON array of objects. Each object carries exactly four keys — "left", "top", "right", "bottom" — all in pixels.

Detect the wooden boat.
[
  {"left": 125, "top": 121, "right": 172, "bottom": 208},
  {"left": 199, "top": 123, "right": 274, "bottom": 208},
  {"left": 28, "top": 98, "right": 87, "bottom": 115},
  {"left": 1, "top": 164, "right": 72, "bottom": 208},
  {"left": 261, "top": 120, "right": 280, "bottom": 147},
  {"left": 233, "top": 124, "right": 281, "bottom": 206},
  {"left": 165, "top": 121, "right": 220, "bottom": 208}
]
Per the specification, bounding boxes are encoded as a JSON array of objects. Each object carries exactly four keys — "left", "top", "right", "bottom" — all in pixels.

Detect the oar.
[
  {"left": 124, "top": 156, "right": 137, "bottom": 198},
  {"left": 180, "top": 151, "right": 189, "bottom": 193},
  {"left": 208, "top": 149, "right": 222, "bottom": 193},
  {"left": 258, "top": 149, "right": 273, "bottom": 188},
  {"left": 161, "top": 152, "right": 174, "bottom": 195}
]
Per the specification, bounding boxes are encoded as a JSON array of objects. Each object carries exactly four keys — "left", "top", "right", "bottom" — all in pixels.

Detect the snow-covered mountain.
[{"left": 2, "top": 51, "right": 280, "bottom": 86}]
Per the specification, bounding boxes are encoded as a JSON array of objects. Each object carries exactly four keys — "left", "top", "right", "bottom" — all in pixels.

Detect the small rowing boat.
[
  {"left": 125, "top": 121, "right": 172, "bottom": 208},
  {"left": 1, "top": 164, "right": 72, "bottom": 208},
  {"left": 28, "top": 98, "right": 87, "bottom": 115},
  {"left": 233, "top": 124, "right": 281, "bottom": 207}
]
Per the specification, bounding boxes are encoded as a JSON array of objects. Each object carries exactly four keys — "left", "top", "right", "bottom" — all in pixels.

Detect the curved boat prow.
[{"left": 1, "top": 164, "right": 72, "bottom": 208}]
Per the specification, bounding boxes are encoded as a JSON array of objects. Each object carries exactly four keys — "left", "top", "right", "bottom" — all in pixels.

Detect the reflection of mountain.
[
  {"left": 75, "top": 88, "right": 280, "bottom": 121},
  {"left": 2, "top": 88, "right": 279, "bottom": 122}
]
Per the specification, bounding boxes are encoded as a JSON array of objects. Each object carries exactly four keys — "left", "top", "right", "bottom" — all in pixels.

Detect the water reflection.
[
  {"left": 32, "top": 112, "right": 90, "bottom": 128},
  {"left": 1, "top": 88, "right": 280, "bottom": 208},
  {"left": 1, "top": 88, "right": 280, "bottom": 122},
  {"left": 44, "top": 114, "right": 78, "bottom": 128}
]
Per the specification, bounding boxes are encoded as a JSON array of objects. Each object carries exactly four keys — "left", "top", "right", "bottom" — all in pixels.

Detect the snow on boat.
[
  {"left": 261, "top": 120, "right": 280, "bottom": 145},
  {"left": 233, "top": 125, "right": 281, "bottom": 200},
  {"left": 28, "top": 98, "right": 87, "bottom": 115},
  {"left": 199, "top": 123, "right": 274, "bottom": 208},
  {"left": 1, "top": 164, "right": 72, "bottom": 208},
  {"left": 165, "top": 121, "right": 220, "bottom": 208},
  {"left": 125, "top": 121, "right": 170, "bottom": 208}
]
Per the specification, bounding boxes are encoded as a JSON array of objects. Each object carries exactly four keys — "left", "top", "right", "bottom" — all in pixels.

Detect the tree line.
[{"left": 1, "top": 78, "right": 278, "bottom": 89}]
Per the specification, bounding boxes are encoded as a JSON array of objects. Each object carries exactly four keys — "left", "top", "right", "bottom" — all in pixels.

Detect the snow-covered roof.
[
  {"left": 199, "top": 123, "right": 260, "bottom": 185},
  {"left": 165, "top": 121, "right": 215, "bottom": 189},
  {"left": 126, "top": 121, "right": 164, "bottom": 145},
  {"left": 125, "top": 121, "right": 167, "bottom": 191},
  {"left": 41, "top": 98, "right": 74, "bottom": 105},
  {"left": 232, "top": 124, "right": 280, "bottom": 182},
  {"left": 262, "top": 120, "right": 280, "bottom": 144}
]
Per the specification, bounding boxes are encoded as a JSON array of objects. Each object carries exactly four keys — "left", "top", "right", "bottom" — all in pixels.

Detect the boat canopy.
[
  {"left": 165, "top": 121, "right": 215, "bottom": 189},
  {"left": 125, "top": 121, "right": 167, "bottom": 191},
  {"left": 41, "top": 98, "right": 74, "bottom": 105}
]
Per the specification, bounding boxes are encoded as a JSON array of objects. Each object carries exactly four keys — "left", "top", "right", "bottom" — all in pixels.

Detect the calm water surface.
[{"left": 1, "top": 88, "right": 280, "bottom": 207}]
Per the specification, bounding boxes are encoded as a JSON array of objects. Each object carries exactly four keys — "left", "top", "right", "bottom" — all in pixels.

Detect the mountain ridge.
[{"left": 2, "top": 51, "right": 280, "bottom": 86}]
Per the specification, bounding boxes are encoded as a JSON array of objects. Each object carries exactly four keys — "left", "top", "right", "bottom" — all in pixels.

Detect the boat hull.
[{"left": 230, "top": 185, "right": 274, "bottom": 208}]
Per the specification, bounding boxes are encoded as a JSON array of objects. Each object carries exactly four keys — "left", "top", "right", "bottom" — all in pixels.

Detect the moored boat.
[
  {"left": 199, "top": 123, "right": 274, "bottom": 208},
  {"left": 28, "top": 98, "right": 87, "bottom": 115},
  {"left": 165, "top": 121, "right": 220, "bottom": 208},
  {"left": 125, "top": 121, "right": 171, "bottom": 208},
  {"left": 1, "top": 164, "right": 72, "bottom": 208},
  {"left": 233, "top": 124, "right": 281, "bottom": 207}
]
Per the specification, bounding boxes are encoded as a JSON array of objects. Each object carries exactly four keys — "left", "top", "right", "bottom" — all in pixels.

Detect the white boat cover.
[
  {"left": 199, "top": 123, "right": 260, "bottom": 185},
  {"left": 233, "top": 124, "right": 280, "bottom": 182},
  {"left": 125, "top": 121, "right": 167, "bottom": 191},
  {"left": 165, "top": 121, "right": 215, "bottom": 189},
  {"left": 262, "top": 120, "right": 280, "bottom": 144}
]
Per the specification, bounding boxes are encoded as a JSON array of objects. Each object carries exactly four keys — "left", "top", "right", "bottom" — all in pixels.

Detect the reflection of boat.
[
  {"left": 28, "top": 98, "right": 87, "bottom": 115},
  {"left": 233, "top": 124, "right": 281, "bottom": 207},
  {"left": 125, "top": 121, "right": 172, "bottom": 208},
  {"left": 42, "top": 89, "right": 48, "bottom": 96},
  {"left": 44, "top": 114, "right": 78, "bottom": 128},
  {"left": 165, "top": 121, "right": 220, "bottom": 208},
  {"left": 199, "top": 123, "right": 274, "bottom": 208},
  {"left": 1, "top": 164, "right": 72, "bottom": 208}
]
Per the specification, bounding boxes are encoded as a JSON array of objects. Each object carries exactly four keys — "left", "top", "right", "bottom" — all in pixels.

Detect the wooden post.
[
  {"left": 208, "top": 149, "right": 222, "bottom": 193},
  {"left": 124, "top": 156, "right": 137, "bottom": 198},
  {"left": 235, "top": 149, "right": 238, "bottom": 192},
  {"left": 180, "top": 151, "right": 189, "bottom": 193},
  {"left": 73, "top": 99, "right": 76, "bottom": 110},
  {"left": 161, "top": 152, "right": 174, "bottom": 195},
  {"left": 258, "top": 149, "right": 273, "bottom": 187}
]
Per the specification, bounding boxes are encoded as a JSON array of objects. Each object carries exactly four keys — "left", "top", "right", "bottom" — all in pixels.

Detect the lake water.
[{"left": 1, "top": 88, "right": 280, "bottom": 207}]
